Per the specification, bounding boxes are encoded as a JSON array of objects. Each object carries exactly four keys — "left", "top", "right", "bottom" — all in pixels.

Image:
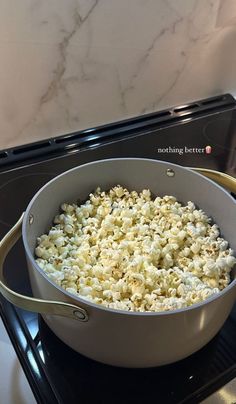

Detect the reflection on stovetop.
[{"left": 28, "top": 306, "right": 235, "bottom": 404}]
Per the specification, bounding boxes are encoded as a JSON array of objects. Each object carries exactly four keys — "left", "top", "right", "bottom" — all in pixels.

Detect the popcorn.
[{"left": 35, "top": 185, "right": 235, "bottom": 312}]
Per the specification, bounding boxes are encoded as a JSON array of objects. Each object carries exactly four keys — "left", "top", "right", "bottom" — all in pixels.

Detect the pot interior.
[{"left": 23, "top": 159, "right": 236, "bottom": 283}]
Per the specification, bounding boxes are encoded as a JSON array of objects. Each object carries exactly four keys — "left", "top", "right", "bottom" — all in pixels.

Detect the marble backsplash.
[{"left": 1, "top": 0, "right": 236, "bottom": 150}]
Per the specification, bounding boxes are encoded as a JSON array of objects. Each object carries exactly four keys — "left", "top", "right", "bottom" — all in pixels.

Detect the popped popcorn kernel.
[{"left": 35, "top": 186, "right": 235, "bottom": 312}]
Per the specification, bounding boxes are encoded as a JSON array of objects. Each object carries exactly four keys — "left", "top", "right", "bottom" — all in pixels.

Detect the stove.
[{"left": 0, "top": 94, "right": 236, "bottom": 404}]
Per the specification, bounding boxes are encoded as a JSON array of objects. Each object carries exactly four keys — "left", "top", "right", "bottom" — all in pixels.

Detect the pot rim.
[{"left": 22, "top": 158, "right": 236, "bottom": 317}]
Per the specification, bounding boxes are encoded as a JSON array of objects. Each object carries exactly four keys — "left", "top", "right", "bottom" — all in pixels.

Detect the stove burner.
[
  {"left": 0, "top": 173, "right": 56, "bottom": 228},
  {"left": 38, "top": 314, "right": 235, "bottom": 404},
  {"left": 203, "top": 119, "right": 236, "bottom": 153}
]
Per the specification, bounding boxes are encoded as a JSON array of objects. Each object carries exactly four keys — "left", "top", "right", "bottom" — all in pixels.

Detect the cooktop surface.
[{"left": 0, "top": 94, "right": 235, "bottom": 404}]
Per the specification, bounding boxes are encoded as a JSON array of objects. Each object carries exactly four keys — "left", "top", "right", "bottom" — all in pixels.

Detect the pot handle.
[
  {"left": 0, "top": 214, "right": 88, "bottom": 322},
  {"left": 191, "top": 167, "right": 236, "bottom": 193}
]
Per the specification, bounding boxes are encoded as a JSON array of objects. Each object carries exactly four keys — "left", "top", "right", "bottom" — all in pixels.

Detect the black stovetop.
[{"left": 0, "top": 94, "right": 236, "bottom": 404}]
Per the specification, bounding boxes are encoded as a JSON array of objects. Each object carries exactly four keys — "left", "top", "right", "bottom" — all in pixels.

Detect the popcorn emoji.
[{"left": 205, "top": 145, "right": 212, "bottom": 154}]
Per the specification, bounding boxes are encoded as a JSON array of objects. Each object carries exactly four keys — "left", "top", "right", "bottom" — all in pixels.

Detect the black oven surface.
[{"left": 0, "top": 94, "right": 235, "bottom": 404}]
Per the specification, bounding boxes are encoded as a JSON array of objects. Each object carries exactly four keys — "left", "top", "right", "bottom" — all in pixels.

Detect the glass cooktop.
[{"left": 0, "top": 94, "right": 235, "bottom": 404}]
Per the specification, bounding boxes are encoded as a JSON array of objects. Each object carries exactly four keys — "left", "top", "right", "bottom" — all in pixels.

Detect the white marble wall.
[{"left": 1, "top": 0, "right": 236, "bottom": 149}]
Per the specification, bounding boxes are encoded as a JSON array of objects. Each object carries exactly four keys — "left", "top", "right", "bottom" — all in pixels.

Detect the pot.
[{"left": 0, "top": 158, "right": 236, "bottom": 368}]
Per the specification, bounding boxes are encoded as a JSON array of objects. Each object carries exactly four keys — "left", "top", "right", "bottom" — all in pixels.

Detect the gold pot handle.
[
  {"left": 191, "top": 167, "right": 236, "bottom": 194},
  {"left": 0, "top": 214, "right": 88, "bottom": 322}
]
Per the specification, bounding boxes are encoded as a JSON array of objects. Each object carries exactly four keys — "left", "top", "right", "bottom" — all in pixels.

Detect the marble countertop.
[{"left": 1, "top": 0, "right": 236, "bottom": 150}]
